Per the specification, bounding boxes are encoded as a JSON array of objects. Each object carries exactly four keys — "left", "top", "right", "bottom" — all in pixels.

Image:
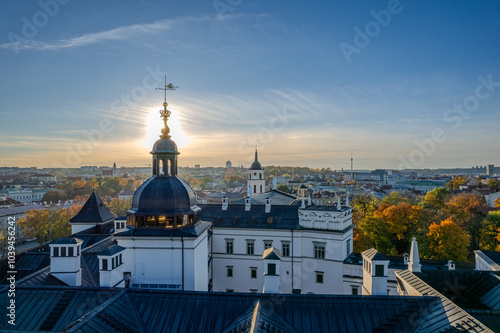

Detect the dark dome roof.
[
  {"left": 151, "top": 138, "right": 178, "bottom": 154},
  {"left": 250, "top": 160, "right": 263, "bottom": 170},
  {"left": 129, "top": 176, "right": 198, "bottom": 216}
]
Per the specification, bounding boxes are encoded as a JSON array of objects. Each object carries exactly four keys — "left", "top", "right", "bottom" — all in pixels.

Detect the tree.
[
  {"left": 105, "top": 198, "right": 132, "bottom": 217},
  {"left": 356, "top": 217, "right": 398, "bottom": 255},
  {"left": 277, "top": 185, "right": 290, "bottom": 193},
  {"left": 17, "top": 208, "right": 73, "bottom": 244},
  {"left": 374, "top": 202, "right": 427, "bottom": 253},
  {"left": 479, "top": 211, "right": 500, "bottom": 251},
  {"left": 495, "top": 198, "right": 500, "bottom": 208},
  {"left": 352, "top": 194, "right": 379, "bottom": 224},
  {"left": 381, "top": 192, "right": 410, "bottom": 206},
  {"left": 446, "top": 176, "right": 467, "bottom": 190},
  {"left": 41, "top": 190, "right": 68, "bottom": 203},
  {"left": 427, "top": 217, "right": 470, "bottom": 262},
  {"left": 444, "top": 193, "right": 486, "bottom": 248},
  {"left": 487, "top": 179, "right": 500, "bottom": 192},
  {"left": 424, "top": 187, "right": 451, "bottom": 209}
]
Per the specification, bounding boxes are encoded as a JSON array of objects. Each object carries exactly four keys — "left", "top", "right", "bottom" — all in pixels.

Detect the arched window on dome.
[{"left": 153, "top": 158, "right": 158, "bottom": 175}]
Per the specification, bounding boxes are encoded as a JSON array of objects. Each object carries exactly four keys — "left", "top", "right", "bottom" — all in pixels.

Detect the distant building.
[
  {"left": 101, "top": 162, "right": 118, "bottom": 178},
  {"left": 486, "top": 164, "right": 495, "bottom": 177},
  {"left": 225, "top": 161, "right": 232, "bottom": 168},
  {"left": 0, "top": 188, "right": 50, "bottom": 204}
]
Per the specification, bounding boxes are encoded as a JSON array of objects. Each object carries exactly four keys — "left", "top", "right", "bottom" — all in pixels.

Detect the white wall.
[{"left": 211, "top": 227, "right": 353, "bottom": 294}]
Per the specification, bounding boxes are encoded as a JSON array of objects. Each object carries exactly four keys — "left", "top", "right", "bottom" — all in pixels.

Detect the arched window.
[
  {"left": 260, "top": 185, "right": 263, "bottom": 193},
  {"left": 254, "top": 185, "right": 257, "bottom": 193},
  {"left": 260, "top": 173, "right": 262, "bottom": 179}
]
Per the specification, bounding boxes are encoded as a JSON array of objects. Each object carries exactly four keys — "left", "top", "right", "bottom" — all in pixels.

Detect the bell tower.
[{"left": 248, "top": 149, "right": 265, "bottom": 196}]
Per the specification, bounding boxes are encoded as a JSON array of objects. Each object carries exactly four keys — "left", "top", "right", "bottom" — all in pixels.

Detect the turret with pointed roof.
[{"left": 69, "top": 192, "right": 116, "bottom": 234}]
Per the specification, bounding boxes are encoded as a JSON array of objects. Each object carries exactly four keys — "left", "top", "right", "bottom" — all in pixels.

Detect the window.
[
  {"left": 346, "top": 239, "right": 351, "bottom": 256},
  {"left": 264, "top": 240, "right": 273, "bottom": 250},
  {"left": 68, "top": 247, "right": 74, "bottom": 257},
  {"left": 61, "top": 247, "right": 67, "bottom": 257},
  {"left": 351, "top": 286, "right": 359, "bottom": 295},
  {"left": 267, "top": 263, "right": 276, "bottom": 275},
  {"left": 246, "top": 240, "right": 255, "bottom": 255},
  {"left": 102, "top": 259, "right": 108, "bottom": 271},
  {"left": 119, "top": 253, "right": 123, "bottom": 265},
  {"left": 227, "top": 266, "right": 233, "bottom": 277},
  {"left": 251, "top": 267, "right": 257, "bottom": 279},
  {"left": 254, "top": 185, "right": 256, "bottom": 193},
  {"left": 77, "top": 246, "right": 80, "bottom": 256},
  {"left": 314, "top": 243, "right": 325, "bottom": 259},
  {"left": 226, "top": 239, "right": 234, "bottom": 254},
  {"left": 53, "top": 247, "right": 59, "bottom": 257},
  {"left": 316, "top": 272, "right": 324, "bottom": 284},
  {"left": 282, "top": 242, "right": 290, "bottom": 257},
  {"left": 250, "top": 289, "right": 258, "bottom": 293},
  {"left": 226, "top": 289, "right": 234, "bottom": 293},
  {"left": 375, "top": 265, "right": 385, "bottom": 277}
]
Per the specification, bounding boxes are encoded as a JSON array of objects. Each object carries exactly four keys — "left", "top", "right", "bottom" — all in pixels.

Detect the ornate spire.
[
  {"left": 156, "top": 75, "right": 178, "bottom": 139},
  {"left": 254, "top": 148, "right": 259, "bottom": 162}
]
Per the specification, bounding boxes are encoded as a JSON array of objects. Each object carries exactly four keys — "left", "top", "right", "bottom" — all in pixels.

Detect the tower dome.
[
  {"left": 250, "top": 149, "right": 263, "bottom": 170},
  {"left": 127, "top": 80, "right": 201, "bottom": 229}
]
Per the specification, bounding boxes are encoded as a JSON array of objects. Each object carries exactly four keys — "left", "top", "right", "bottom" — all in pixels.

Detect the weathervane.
[{"left": 156, "top": 75, "right": 179, "bottom": 139}]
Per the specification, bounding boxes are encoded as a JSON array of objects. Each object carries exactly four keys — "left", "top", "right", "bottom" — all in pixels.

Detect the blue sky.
[{"left": 1, "top": 0, "right": 499, "bottom": 170}]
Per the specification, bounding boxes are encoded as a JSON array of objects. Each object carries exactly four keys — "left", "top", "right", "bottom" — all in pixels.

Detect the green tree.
[
  {"left": 356, "top": 217, "right": 398, "bottom": 255},
  {"left": 41, "top": 190, "right": 68, "bottom": 203},
  {"left": 427, "top": 217, "right": 470, "bottom": 262},
  {"left": 277, "top": 185, "right": 290, "bottom": 193},
  {"left": 424, "top": 187, "right": 451, "bottom": 209},
  {"left": 479, "top": 211, "right": 500, "bottom": 251},
  {"left": 487, "top": 179, "right": 500, "bottom": 192},
  {"left": 381, "top": 192, "right": 410, "bottom": 206},
  {"left": 352, "top": 194, "right": 379, "bottom": 224},
  {"left": 105, "top": 198, "right": 132, "bottom": 217}
]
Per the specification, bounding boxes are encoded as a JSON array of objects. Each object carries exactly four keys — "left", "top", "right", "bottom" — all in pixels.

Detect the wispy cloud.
[{"left": 1, "top": 16, "right": 210, "bottom": 51}]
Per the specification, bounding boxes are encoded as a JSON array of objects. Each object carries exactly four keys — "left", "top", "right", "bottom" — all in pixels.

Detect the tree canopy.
[{"left": 426, "top": 217, "right": 470, "bottom": 262}]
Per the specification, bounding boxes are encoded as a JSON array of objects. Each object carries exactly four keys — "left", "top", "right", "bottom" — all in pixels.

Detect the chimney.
[
  {"left": 409, "top": 237, "right": 422, "bottom": 273},
  {"left": 222, "top": 196, "right": 228, "bottom": 211},
  {"left": 361, "top": 248, "right": 389, "bottom": 295},
  {"left": 245, "top": 197, "right": 251, "bottom": 211},
  {"left": 403, "top": 253, "right": 409, "bottom": 265},
  {"left": 447, "top": 260, "right": 455, "bottom": 270},
  {"left": 262, "top": 247, "right": 281, "bottom": 293},
  {"left": 265, "top": 197, "right": 271, "bottom": 213},
  {"left": 98, "top": 244, "right": 126, "bottom": 287},
  {"left": 50, "top": 237, "right": 83, "bottom": 286}
]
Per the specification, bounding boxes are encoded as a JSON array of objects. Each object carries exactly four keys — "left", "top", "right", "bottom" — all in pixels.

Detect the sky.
[{"left": 0, "top": 0, "right": 499, "bottom": 170}]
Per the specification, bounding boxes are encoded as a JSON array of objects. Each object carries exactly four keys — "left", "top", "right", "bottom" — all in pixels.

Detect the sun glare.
[{"left": 141, "top": 107, "right": 190, "bottom": 149}]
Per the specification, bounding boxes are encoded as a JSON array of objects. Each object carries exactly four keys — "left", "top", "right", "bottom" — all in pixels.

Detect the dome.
[
  {"left": 299, "top": 184, "right": 307, "bottom": 189},
  {"left": 151, "top": 138, "right": 178, "bottom": 154},
  {"left": 250, "top": 160, "right": 263, "bottom": 170},
  {"left": 129, "top": 176, "right": 198, "bottom": 216}
]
